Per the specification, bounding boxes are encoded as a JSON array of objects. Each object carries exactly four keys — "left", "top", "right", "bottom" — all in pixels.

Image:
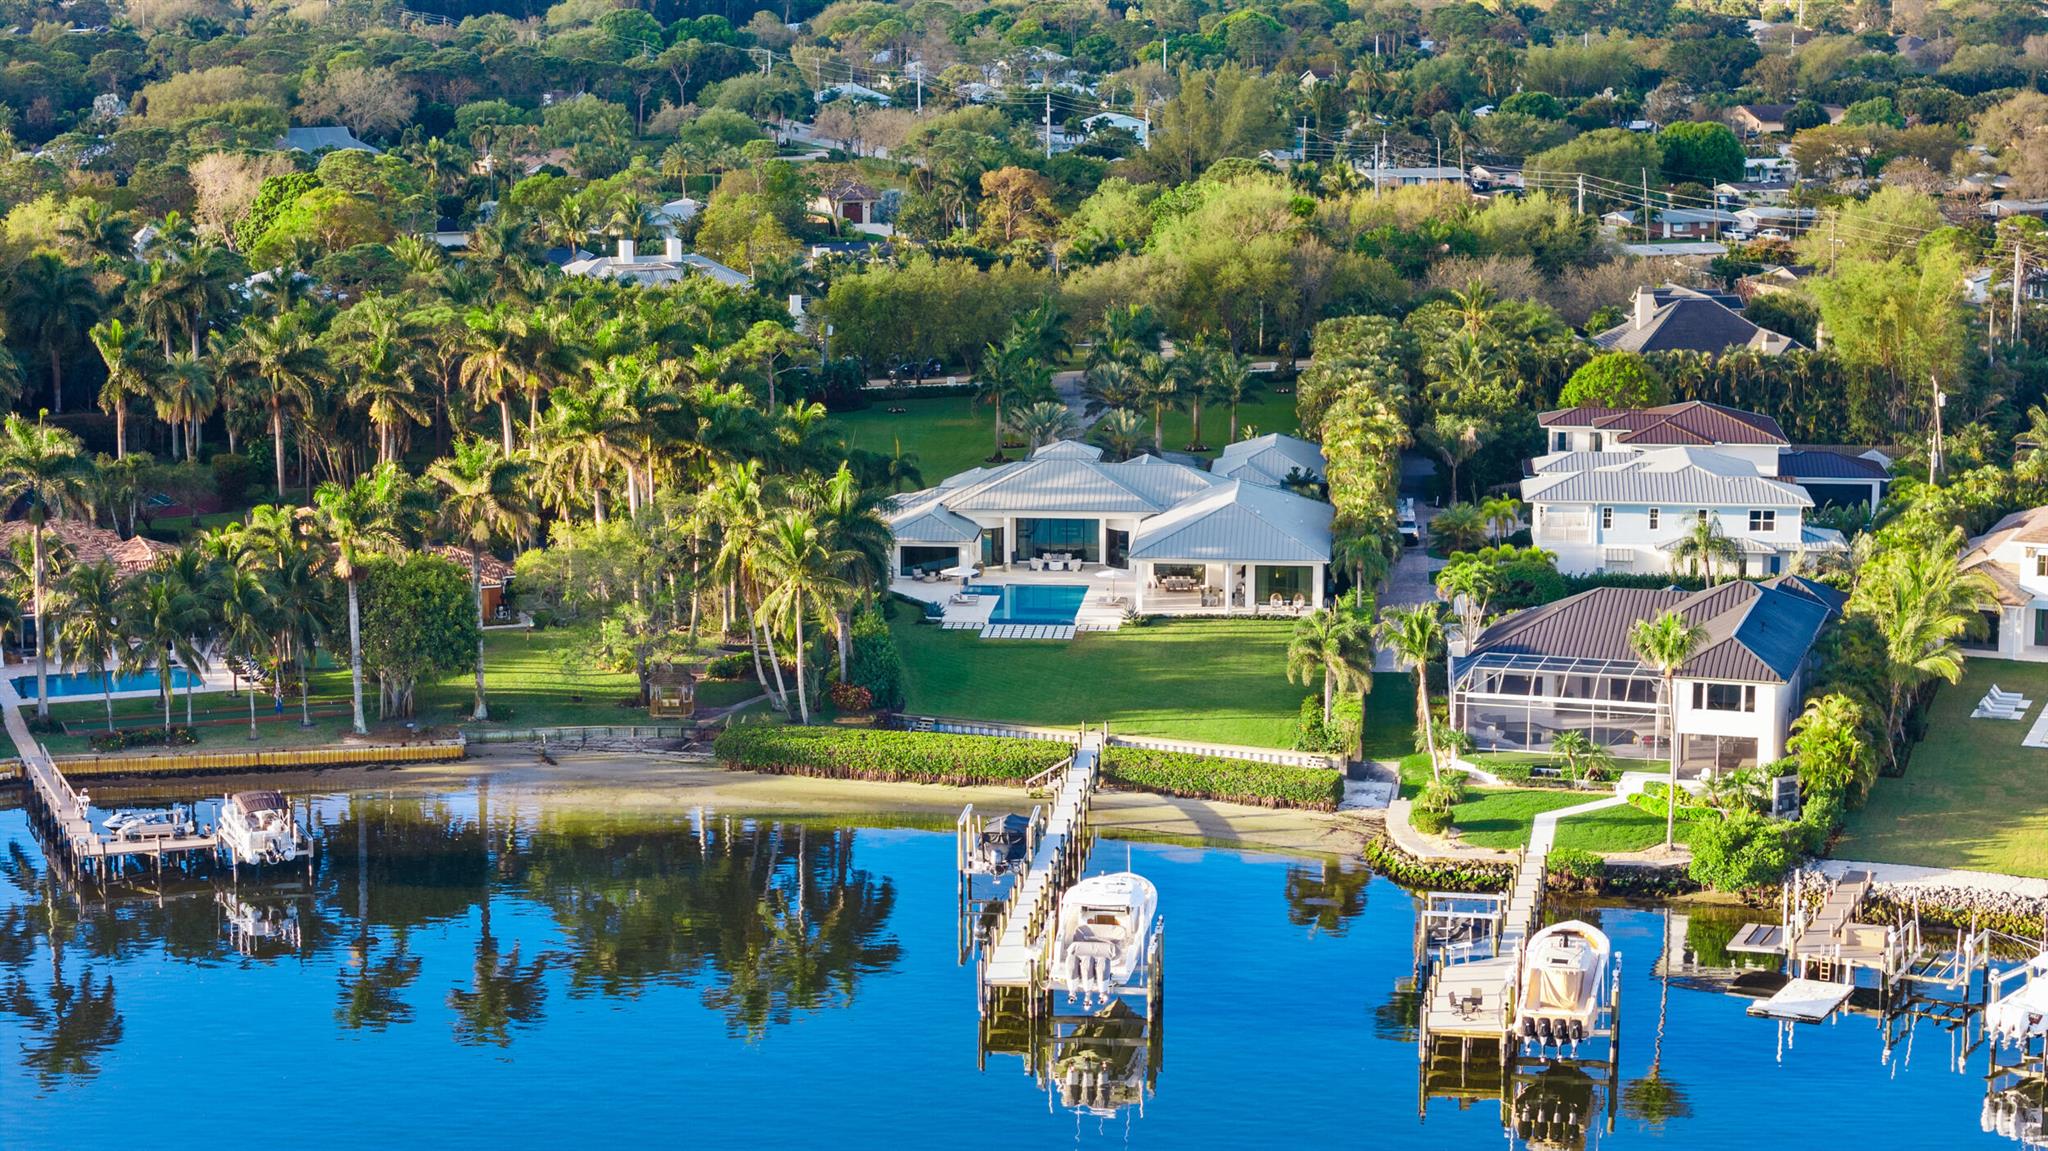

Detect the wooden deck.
[{"left": 982, "top": 740, "right": 1099, "bottom": 989}]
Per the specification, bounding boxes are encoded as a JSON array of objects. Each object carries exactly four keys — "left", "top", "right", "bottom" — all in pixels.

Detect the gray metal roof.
[
  {"left": 1210, "top": 433, "right": 1325, "bottom": 488},
  {"left": 1455, "top": 576, "right": 1835, "bottom": 684},
  {"left": 1522, "top": 448, "right": 1812, "bottom": 507},
  {"left": 277, "top": 126, "right": 379, "bottom": 154},
  {"left": 1127, "top": 480, "right": 1332, "bottom": 564},
  {"left": 887, "top": 495, "right": 982, "bottom": 543},
  {"left": 1778, "top": 449, "right": 1891, "bottom": 481},
  {"left": 939, "top": 451, "right": 1219, "bottom": 514}
]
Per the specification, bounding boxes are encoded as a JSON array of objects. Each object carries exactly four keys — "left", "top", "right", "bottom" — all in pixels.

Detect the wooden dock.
[{"left": 981, "top": 739, "right": 1099, "bottom": 989}]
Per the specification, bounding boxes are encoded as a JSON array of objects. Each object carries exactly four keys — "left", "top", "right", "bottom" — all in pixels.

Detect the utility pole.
[
  {"left": 1044, "top": 92, "right": 1052, "bottom": 159},
  {"left": 2015, "top": 239, "right": 2026, "bottom": 344},
  {"left": 916, "top": 71, "right": 923, "bottom": 114},
  {"left": 1641, "top": 168, "right": 1653, "bottom": 243},
  {"left": 1577, "top": 173, "right": 1585, "bottom": 216},
  {"left": 1142, "top": 104, "right": 1151, "bottom": 151},
  {"left": 1299, "top": 117, "right": 1309, "bottom": 167},
  {"left": 1930, "top": 375, "right": 1945, "bottom": 483}
]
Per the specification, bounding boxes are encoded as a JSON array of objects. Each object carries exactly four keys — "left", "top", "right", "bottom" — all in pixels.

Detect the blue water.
[
  {"left": 0, "top": 790, "right": 2027, "bottom": 1149},
  {"left": 980, "top": 583, "right": 1088, "bottom": 625},
  {"left": 11, "top": 667, "right": 200, "bottom": 698}
]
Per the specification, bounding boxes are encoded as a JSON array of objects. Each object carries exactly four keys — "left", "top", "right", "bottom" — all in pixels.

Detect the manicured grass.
[
  {"left": 1552, "top": 801, "right": 1700, "bottom": 854},
  {"left": 1837, "top": 661, "right": 2048, "bottom": 878},
  {"left": 891, "top": 611, "right": 1312, "bottom": 748},
  {"left": 1360, "top": 673, "right": 1417, "bottom": 760},
  {"left": 1447, "top": 789, "right": 1592, "bottom": 849},
  {"left": 696, "top": 678, "right": 766, "bottom": 710},
  {"left": 831, "top": 395, "right": 995, "bottom": 482},
  {"left": 1154, "top": 391, "right": 1301, "bottom": 457}
]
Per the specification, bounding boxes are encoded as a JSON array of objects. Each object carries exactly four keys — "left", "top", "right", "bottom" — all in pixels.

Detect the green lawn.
[
  {"left": 1552, "top": 801, "right": 1700, "bottom": 854},
  {"left": 1837, "top": 661, "right": 2048, "bottom": 878},
  {"left": 892, "top": 611, "right": 1340, "bottom": 748},
  {"left": 1360, "top": 673, "right": 1417, "bottom": 759},
  {"left": 1447, "top": 789, "right": 1591, "bottom": 849},
  {"left": 832, "top": 395, "right": 995, "bottom": 482},
  {"left": 1155, "top": 391, "right": 1301, "bottom": 456}
]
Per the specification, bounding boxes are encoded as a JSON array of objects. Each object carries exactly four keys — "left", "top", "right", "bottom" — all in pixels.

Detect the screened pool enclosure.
[{"left": 1451, "top": 653, "right": 1669, "bottom": 760}]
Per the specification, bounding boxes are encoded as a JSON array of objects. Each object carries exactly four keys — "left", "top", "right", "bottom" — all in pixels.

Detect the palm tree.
[
  {"left": 1549, "top": 730, "right": 1614, "bottom": 787},
  {"left": 314, "top": 465, "right": 410, "bottom": 735},
  {"left": 1378, "top": 603, "right": 1453, "bottom": 781},
  {"left": 1428, "top": 502, "right": 1488, "bottom": 553},
  {"left": 1090, "top": 407, "right": 1147, "bottom": 462},
  {"left": 270, "top": 549, "right": 332, "bottom": 727},
  {"left": 162, "top": 546, "right": 219, "bottom": 726},
  {"left": 974, "top": 339, "right": 1047, "bottom": 461},
  {"left": 0, "top": 415, "right": 93, "bottom": 718},
  {"left": 89, "top": 318, "right": 155, "bottom": 460},
  {"left": 230, "top": 310, "right": 329, "bottom": 499},
  {"left": 1847, "top": 528, "right": 1997, "bottom": 758},
  {"left": 753, "top": 509, "right": 853, "bottom": 725},
  {"left": 153, "top": 352, "right": 216, "bottom": 462},
  {"left": 1480, "top": 496, "right": 1522, "bottom": 544},
  {"left": 427, "top": 438, "right": 532, "bottom": 721},
  {"left": 1419, "top": 412, "right": 1488, "bottom": 504},
  {"left": 809, "top": 461, "right": 892, "bottom": 676},
  {"left": 1287, "top": 607, "right": 1374, "bottom": 727},
  {"left": 56, "top": 560, "right": 125, "bottom": 730},
  {"left": 1082, "top": 359, "right": 1144, "bottom": 417},
  {"left": 1621, "top": 907, "right": 1692, "bottom": 1129},
  {"left": 337, "top": 301, "right": 431, "bottom": 466},
  {"left": 217, "top": 566, "right": 276, "bottom": 740},
  {"left": 1009, "top": 400, "right": 1076, "bottom": 449},
  {"left": 1629, "top": 610, "right": 1706, "bottom": 850},
  {"left": 8, "top": 252, "right": 100, "bottom": 413},
  {"left": 459, "top": 307, "right": 531, "bottom": 454},
  {"left": 1433, "top": 561, "right": 1497, "bottom": 640},
  {"left": 1670, "top": 515, "right": 1741, "bottom": 583},
  {"left": 1206, "top": 348, "right": 1262, "bottom": 444},
  {"left": 122, "top": 567, "right": 204, "bottom": 738},
  {"left": 1136, "top": 352, "right": 1179, "bottom": 453}
]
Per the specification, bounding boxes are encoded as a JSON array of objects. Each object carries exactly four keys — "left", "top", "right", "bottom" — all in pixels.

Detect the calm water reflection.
[{"left": 0, "top": 785, "right": 2032, "bottom": 1149}]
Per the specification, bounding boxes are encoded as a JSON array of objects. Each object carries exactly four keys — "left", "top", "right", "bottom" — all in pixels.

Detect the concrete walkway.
[
  {"left": 1504, "top": 791, "right": 1629, "bottom": 943},
  {"left": 1816, "top": 859, "right": 2048, "bottom": 901}
]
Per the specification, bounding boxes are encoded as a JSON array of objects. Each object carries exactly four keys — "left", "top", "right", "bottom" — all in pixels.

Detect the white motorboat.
[
  {"left": 103, "top": 805, "right": 196, "bottom": 842},
  {"left": 1989, "top": 955, "right": 2048, "bottom": 1048},
  {"left": 217, "top": 790, "right": 308, "bottom": 866},
  {"left": 1513, "top": 920, "right": 1613, "bottom": 1049},
  {"left": 1051, "top": 872, "right": 1158, "bottom": 1000}
]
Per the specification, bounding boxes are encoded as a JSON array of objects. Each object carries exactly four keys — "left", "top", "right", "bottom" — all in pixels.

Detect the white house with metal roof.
[
  {"left": 1451, "top": 576, "right": 1843, "bottom": 775},
  {"left": 1959, "top": 506, "right": 2048, "bottom": 662},
  {"left": 887, "top": 440, "right": 1334, "bottom": 618},
  {"left": 1209, "top": 433, "right": 1325, "bottom": 489}
]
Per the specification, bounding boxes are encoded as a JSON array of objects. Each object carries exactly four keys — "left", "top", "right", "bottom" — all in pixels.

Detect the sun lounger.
[
  {"left": 1987, "top": 685, "right": 2033, "bottom": 707},
  {"left": 1972, "top": 703, "right": 2030, "bottom": 720}
]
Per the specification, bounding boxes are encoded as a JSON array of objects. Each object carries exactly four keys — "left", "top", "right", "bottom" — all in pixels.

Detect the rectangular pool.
[
  {"left": 12, "top": 667, "right": 201, "bottom": 699},
  {"left": 973, "top": 583, "right": 1087, "bottom": 626}
]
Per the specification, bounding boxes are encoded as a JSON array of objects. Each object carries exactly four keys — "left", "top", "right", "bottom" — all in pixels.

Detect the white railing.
[
  {"left": 1106, "top": 732, "right": 1343, "bottom": 771},
  {"left": 900, "top": 715, "right": 1084, "bottom": 745}
]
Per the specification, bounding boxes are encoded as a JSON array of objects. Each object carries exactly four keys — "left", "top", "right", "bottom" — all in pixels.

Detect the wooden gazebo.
[{"left": 648, "top": 664, "right": 696, "bottom": 718}]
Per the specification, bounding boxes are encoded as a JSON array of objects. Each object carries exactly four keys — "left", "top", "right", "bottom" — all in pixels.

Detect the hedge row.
[
  {"left": 1358, "top": 832, "right": 1514, "bottom": 893},
  {"left": 1102, "top": 747, "right": 1345, "bottom": 811},
  {"left": 713, "top": 724, "right": 1069, "bottom": 786}
]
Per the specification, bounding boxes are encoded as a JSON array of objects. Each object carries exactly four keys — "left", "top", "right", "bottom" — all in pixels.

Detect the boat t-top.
[
  {"left": 1051, "top": 872, "right": 1159, "bottom": 1001},
  {"left": 1514, "top": 920, "right": 1614, "bottom": 1050},
  {"left": 217, "top": 790, "right": 310, "bottom": 867}
]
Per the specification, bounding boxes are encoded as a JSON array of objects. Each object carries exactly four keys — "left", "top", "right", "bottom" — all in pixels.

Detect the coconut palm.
[
  {"left": 0, "top": 415, "right": 93, "bottom": 719},
  {"left": 1670, "top": 515, "right": 1741, "bottom": 583},
  {"left": 1419, "top": 412, "right": 1488, "bottom": 504},
  {"left": 808, "top": 461, "right": 892, "bottom": 676},
  {"left": 217, "top": 566, "right": 277, "bottom": 739},
  {"left": 229, "top": 309, "right": 329, "bottom": 499},
  {"left": 974, "top": 338, "right": 1048, "bottom": 461},
  {"left": 314, "top": 465, "right": 411, "bottom": 735},
  {"left": 1287, "top": 607, "right": 1374, "bottom": 727},
  {"left": 56, "top": 560, "right": 126, "bottom": 731},
  {"left": 459, "top": 306, "right": 532, "bottom": 454},
  {"left": 1377, "top": 603, "right": 1454, "bottom": 782},
  {"left": 89, "top": 318, "right": 155, "bottom": 460},
  {"left": 1480, "top": 495, "right": 1522, "bottom": 543},
  {"left": 753, "top": 509, "right": 853, "bottom": 725},
  {"left": 1205, "top": 346, "right": 1262, "bottom": 444},
  {"left": 1434, "top": 561, "right": 1498, "bottom": 640},
  {"left": 160, "top": 546, "right": 219, "bottom": 727},
  {"left": 1090, "top": 407, "right": 1147, "bottom": 462},
  {"left": 1847, "top": 528, "right": 1998, "bottom": 759},
  {"left": 1008, "top": 400, "right": 1077, "bottom": 449},
  {"left": 8, "top": 252, "right": 100, "bottom": 413},
  {"left": 1428, "top": 502, "right": 1488, "bottom": 553},
  {"left": 121, "top": 567, "right": 205, "bottom": 739},
  {"left": 1629, "top": 610, "right": 1706, "bottom": 850},
  {"left": 427, "top": 438, "right": 532, "bottom": 721}
]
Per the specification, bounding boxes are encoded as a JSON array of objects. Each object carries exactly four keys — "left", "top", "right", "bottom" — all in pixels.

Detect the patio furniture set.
[
  {"left": 1029, "top": 553, "right": 1082, "bottom": 572},
  {"left": 1973, "top": 684, "right": 2034, "bottom": 721}
]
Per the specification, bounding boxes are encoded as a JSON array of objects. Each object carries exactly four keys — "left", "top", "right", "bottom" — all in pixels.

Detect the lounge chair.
[
  {"left": 1291, "top": 595, "right": 1306, "bottom": 611},
  {"left": 1987, "top": 685, "right": 2033, "bottom": 707},
  {"left": 1269, "top": 594, "right": 1284, "bottom": 609}
]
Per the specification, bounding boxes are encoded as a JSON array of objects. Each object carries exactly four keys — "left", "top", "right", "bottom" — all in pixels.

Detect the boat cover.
[{"left": 1988, "top": 959, "right": 2048, "bottom": 1045}]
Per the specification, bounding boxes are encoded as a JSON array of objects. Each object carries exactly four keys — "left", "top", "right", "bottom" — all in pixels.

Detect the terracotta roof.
[
  {"left": 0, "top": 519, "right": 173, "bottom": 575},
  {"left": 1539, "top": 401, "right": 1789, "bottom": 446},
  {"left": 820, "top": 176, "right": 879, "bottom": 201},
  {"left": 427, "top": 543, "right": 514, "bottom": 585}
]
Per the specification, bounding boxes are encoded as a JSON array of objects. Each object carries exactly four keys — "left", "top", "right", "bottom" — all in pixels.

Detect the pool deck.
[
  {"left": 891, "top": 569, "right": 1127, "bottom": 638},
  {"left": 2, "top": 657, "right": 235, "bottom": 708}
]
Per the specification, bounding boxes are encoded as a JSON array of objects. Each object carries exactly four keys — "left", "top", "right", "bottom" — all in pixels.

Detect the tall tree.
[
  {"left": 314, "top": 465, "right": 412, "bottom": 735},
  {"left": 217, "top": 565, "right": 277, "bottom": 740},
  {"left": 1629, "top": 610, "right": 1706, "bottom": 850},
  {"left": 57, "top": 560, "right": 126, "bottom": 731},
  {"left": 1377, "top": 603, "right": 1453, "bottom": 782},
  {"left": 0, "top": 415, "right": 93, "bottom": 718},
  {"left": 1288, "top": 607, "right": 1374, "bottom": 727},
  {"left": 230, "top": 309, "right": 329, "bottom": 498},
  {"left": 427, "top": 438, "right": 532, "bottom": 721},
  {"left": 9, "top": 254, "right": 100, "bottom": 413},
  {"left": 1847, "top": 528, "right": 1996, "bottom": 761},
  {"left": 753, "top": 509, "right": 853, "bottom": 725},
  {"left": 89, "top": 318, "right": 155, "bottom": 460}
]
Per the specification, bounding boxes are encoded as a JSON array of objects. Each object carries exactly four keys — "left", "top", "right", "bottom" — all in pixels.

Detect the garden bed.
[{"left": 712, "top": 724, "right": 1069, "bottom": 786}]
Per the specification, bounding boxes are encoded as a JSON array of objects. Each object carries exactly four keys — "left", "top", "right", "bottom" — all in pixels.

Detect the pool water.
[
  {"left": 10, "top": 667, "right": 200, "bottom": 699},
  {"left": 0, "top": 792, "right": 2028, "bottom": 1149},
  {"left": 976, "top": 583, "right": 1087, "bottom": 625}
]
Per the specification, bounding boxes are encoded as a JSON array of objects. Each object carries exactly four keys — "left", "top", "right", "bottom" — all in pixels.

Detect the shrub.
[
  {"left": 1359, "top": 833, "right": 1512, "bottom": 892},
  {"left": 714, "top": 724, "right": 1068, "bottom": 785},
  {"left": 1104, "top": 747, "right": 1344, "bottom": 810},
  {"left": 210, "top": 452, "right": 255, "bottom": 507},
  {"left": 847, "top": 607, "right": 906, "bottom": 711},
  {"left": 89, "top": 726, "right": 199, "bottom": 752},
  {"left": 1411, "top": 777, "right": 1465, "bottom": 834},
  {"left": 1548, "top": 847, "right": 1604, "bottom": 887},
  {"left": 1688, "top": 812, "right": 1795, "bottom": 893},
  {"left": 829, "top": 681, "right": 873, "bottom": 713},
  {"left": 704, "top": 652, "right": 753, "bottom": 680}
]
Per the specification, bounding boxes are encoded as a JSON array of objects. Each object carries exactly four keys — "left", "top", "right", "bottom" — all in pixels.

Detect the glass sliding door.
[{"left": 1014, "top": 518, "right": 1099, "bottom": 563}]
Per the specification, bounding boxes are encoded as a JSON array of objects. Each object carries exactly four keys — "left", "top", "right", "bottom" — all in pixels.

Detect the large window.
[
  {"left": 980, "top": 527, "right": 1005, "bottom": 567},
  {"left": 1691, "top": 682, "right": 1756, "bottom": 712},
  {"left": 1681, "top": 734, "right": 1758, "bottom": 776},
  {"left": 1748, "top": 509, "right": 1776, "bottom": 533},
  {"left": 1014, "top": 518, "right": 1098, "bottom": 563},
  {"left": 899, "top": 546, "right": 958, "bottom": 576},
  {"left": 1256, "top": 565, "right": 1310, "bottom": 604}
]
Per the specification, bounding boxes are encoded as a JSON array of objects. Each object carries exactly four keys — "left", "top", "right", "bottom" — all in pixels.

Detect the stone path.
[{"left": 1816, "top": 859, "right": 2048, "bottom": 901}]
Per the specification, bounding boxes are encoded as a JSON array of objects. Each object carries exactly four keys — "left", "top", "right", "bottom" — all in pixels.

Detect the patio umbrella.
[
  {"left": 940, "top": 563, "right": 978, "bottom": 589},
  {"left": 1095, "top": 565, "right": 1121, "bottom": 600}
]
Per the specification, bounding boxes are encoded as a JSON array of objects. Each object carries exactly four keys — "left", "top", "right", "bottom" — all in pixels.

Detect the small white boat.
[
  {"left": 217, "top": 891, "right": 303, "bottom": 955},
  {"left": 103, "top": 805, "right": 195, "bottom": 842},
  {"left": 1051, "top": 872, "right": 1158, "bottom": 1000},
  {"left": 217, "top": 790, "right": 308, "bottom": 866},
  {"left": 1513, "top": 920, "right": 1613, "bottom": 1049},
  {"left": 1989, "top": 955, "right": 2048, "bottom": 1048}
]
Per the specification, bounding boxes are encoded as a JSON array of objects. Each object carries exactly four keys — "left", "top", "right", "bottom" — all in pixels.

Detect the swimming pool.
[
  {"left": 972, "top": 583, "right": 1087, "bottom": 625},
  {"left": 11, "top": 667, "right": 200, "bottom": 699}
]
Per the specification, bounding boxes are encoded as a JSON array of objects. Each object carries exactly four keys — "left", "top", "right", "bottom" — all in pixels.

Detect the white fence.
[
  {"left": 897, "top": 715, "right": 1342, "bottom": 771},
  {"left": 464, "top": 725, "right": 699, "bottom": 745}
]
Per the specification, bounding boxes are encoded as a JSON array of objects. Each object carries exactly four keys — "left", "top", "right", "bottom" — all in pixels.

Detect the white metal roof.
[
  {"left": 1210, "top": 433, "right": 1325, "bottom": 488},
  {"left": 1127, "top": 480, "right": 1333, "bottom": 564},
  {"left": 1522, "top": 447, "right": 1813, "bottom": 508}
]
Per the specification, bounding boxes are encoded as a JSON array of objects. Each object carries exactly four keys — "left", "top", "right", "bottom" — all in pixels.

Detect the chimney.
[
  {"left": 617, "top": 237, "right": 636, "bottom": 262},
  {"left": 1634, "top": 286, "right": 1657, "bottom": 329},
  {"left": 665, "top": 235, "right": 684, "bottom": 262}
]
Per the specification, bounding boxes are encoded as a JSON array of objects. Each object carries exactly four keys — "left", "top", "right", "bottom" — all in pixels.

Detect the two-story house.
[
  {"left": 1524, "top": 402, "right": 1884, "bottom": 576},
  {"left": 1592, "top": 285, "right": 1801, "bottom": 357},
  {"left": 1960, "top": 506, "right": 2048, "bottom": 661}
]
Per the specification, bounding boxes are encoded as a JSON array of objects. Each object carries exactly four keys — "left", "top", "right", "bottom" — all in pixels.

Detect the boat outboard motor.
[
  {"left": 1537, "top": 1017, "right": 1553, "bottom": 1044},
  {"left": 1570, "top": 1020, "right": 1586, "bottom": 1043},
  {"left": 1521, "top": 1018, "right": 1537, "bottom": 1040}
]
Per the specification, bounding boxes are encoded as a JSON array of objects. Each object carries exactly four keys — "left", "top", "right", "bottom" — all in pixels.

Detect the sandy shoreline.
[{"left": 49, "top": 746, "right": 1371, "bottom": 859}]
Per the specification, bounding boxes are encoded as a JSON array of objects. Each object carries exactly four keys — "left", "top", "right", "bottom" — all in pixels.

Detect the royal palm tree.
[
  {"left": 8, "top": 253, "right": 99, "bottom": 413},
  {"left": 153, "top": 352, "right": 216, "bottom": 463},
  {"left": 230, "top": 309, "right": 329, "bottom": 498},
  {"left": 459, "top": 306, "right": 531, "bottom": 454},
  {"left": 0, "top": 415, "right": 93, "bottom": 718},
  {"left": 1629, "top": 610, "right": 1706, "bottom": 850},
  {"left": 89, "top": 318, "right": 155, "bottom": 460},
  {"left": 122, "top": 567, "right": 204, "bottom": 739},
  {"left": 753, "top": 509, "right": 853, "bottom": 725},
  {"left": 1206, "top": 346, "right": 1261, "bottom": 444},
  {"left": 1136, "top": 352, "right": 1179, "bottom": 453},
  {"left": 56, "top": 560, "right": 125, "bottom": 731},
  {"left": 1377, "top": 602, "right": 1453, "bottom": 782},
  {"left": 1090, "top": 407, "right": 1147, "bottom": 462},
  {"left": 1670, "top": 515, "right": 1741, "bottom": 583},
  {"left": 1287, "top": 607, "right": 1374, "bottom": 728},
  {"left": 428, "top": 438, "right": 532, "bottom": 720},
  {"left": 337, "top": 301, "right": 431, "bottom": 466},
  {"left": 217, "top": 566, "right": 277, "bottom": 740},
  {"left": 314, "top": 465, "right": 410, "bottom": 735},
  {"left": 269, "top": 549, "right": 332, "bottom": 727},
  {"left": 1847, "top": 528, "right": 1997, "bottom": 759}
]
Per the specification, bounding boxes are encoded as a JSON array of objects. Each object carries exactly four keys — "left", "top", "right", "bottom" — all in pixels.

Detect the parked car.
[{"left": 1398, "top": 498, "right": 1421, "bottom": 547}]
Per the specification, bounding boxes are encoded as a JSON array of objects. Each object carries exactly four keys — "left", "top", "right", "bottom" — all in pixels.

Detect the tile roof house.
[
  {"left": 1452, "top": 575, "right": 1843, "bottom": 776},
  {"left": 1593, "top": 285, "right": 1802, "bottom": 356},
  {"left": 1524, "top": 402, "right": 1869, "bottom": 576},
  {"left": 887, "top": 440, "right": 1333, "bottom": 615},
  {"left": 1958, "top": 507, "right": 2048, "bottom": 661}
]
